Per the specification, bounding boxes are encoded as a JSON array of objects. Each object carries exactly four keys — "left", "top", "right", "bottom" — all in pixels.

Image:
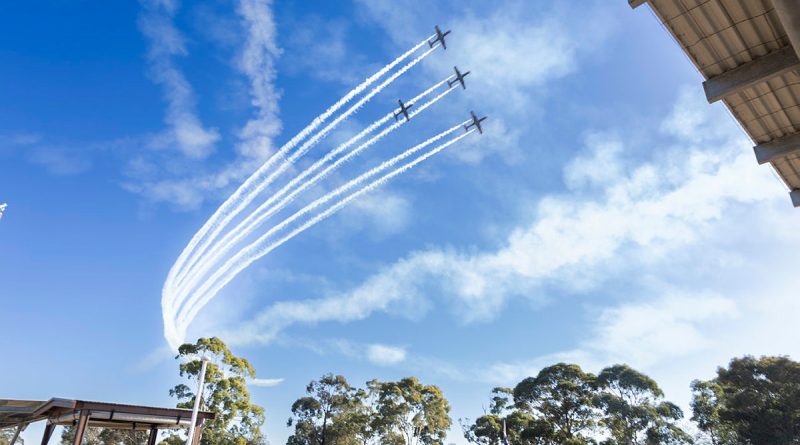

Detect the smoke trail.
[
  {"left": 169, "top": 44, "right": 440, "bottom": 301},
  {"left": 175, "top": 83, "right": 456, "bottom": 305},
  {"left": 163, "top": 36, "right": 433, "bottom": 316},
  {"left": 175, "top": 129, "right": 474, "bottom": 337},
  {"left": 174, "top": 125, "right": 473, "bottom": 337}
]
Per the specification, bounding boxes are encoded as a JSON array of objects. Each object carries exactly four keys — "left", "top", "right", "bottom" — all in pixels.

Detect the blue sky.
[{"left": 2, "top": 1, "right": 800, "bottom": 444}]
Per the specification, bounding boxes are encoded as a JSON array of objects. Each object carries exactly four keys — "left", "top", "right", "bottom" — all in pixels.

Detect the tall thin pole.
[{"left": 186, "top": 357, "right": 209, "bottom": 445}]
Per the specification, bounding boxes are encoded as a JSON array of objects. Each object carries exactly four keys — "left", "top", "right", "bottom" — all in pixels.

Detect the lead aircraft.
[{"left": 429, "top": 25, "right": 451, "bottom": 49}]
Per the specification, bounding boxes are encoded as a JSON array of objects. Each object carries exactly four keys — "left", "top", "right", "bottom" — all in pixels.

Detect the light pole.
[{"left": 186, "top": 356, "right": 209, "bottom": 445}]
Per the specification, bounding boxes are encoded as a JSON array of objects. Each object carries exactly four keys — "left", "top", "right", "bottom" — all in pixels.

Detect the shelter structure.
[
  {"left": 0, "top": 398, "right": 214, "bottom": 445},
  {"left": 629, "top": 0, "right": 800, "bottom": 207}
]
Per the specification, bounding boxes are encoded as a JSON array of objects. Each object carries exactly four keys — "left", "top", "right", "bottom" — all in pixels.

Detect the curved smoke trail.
[
  {"left": 173, "top": 126, "right": 473, "bottom": 342},
  {"left": 163, "top": 36, "right": 431, "bottom": 316},
  {"left": 169, "top": 44, "right": 440, "bottom": 302},
  {"left": 174, "top": 82, "right": 456, "bottom": 307}
]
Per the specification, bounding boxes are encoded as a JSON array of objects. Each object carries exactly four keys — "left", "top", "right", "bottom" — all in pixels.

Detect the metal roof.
[
  {"left": 630, "top": 0, "right": 800, "bottom": 207},
  {"left": 0, "top": 398, "right": 214, "bottom": 431}
]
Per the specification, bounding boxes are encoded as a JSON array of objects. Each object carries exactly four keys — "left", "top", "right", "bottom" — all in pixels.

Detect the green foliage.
[
  {"left": 286, "top": 375, "right": 451, "bottom": 445},
  {"left": 595, "top": 364, "right": 690, "bottom": 445},
  {"left": 513, "top": 363, "right": 598, "bottom": 444},
  {"left": 286, "top": 374, "right": 363, "bottom": 445},
  {"left": 690, "top": 380, "right": 736, "bottom": 445},
  {"left": 465, "top": 363, "right": 689, "bottom": 445},
  {"left": 692, "top": 355, "right": 800, "bottom": 445},
  {"left": 60, "top": 426, "right": 147, "bottom": 445},
  {"left": 164, "top": 337, "right": 266, "bottom": 445},
  {"left": 369, "top": 377, "right": 451, "bottom": 445},
  {"left": 1, "top": 428, "right": 24, "bottom": 445}
]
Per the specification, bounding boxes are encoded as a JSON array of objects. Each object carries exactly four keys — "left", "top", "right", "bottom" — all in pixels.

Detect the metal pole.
[{"left": 185, "top": 357, "right": 209, "bottom": 445}]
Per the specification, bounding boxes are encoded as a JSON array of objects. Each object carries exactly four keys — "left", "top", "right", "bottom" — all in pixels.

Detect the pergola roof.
[
  {"left": 0, "top": 398, "right": 214, "bottom": 431},
  {"left": 630, "top": 0, "right": 800, "bottom": 207}
]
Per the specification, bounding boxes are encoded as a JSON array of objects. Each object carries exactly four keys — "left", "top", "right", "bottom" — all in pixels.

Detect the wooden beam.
[
  {"left": 703, "top": 46, "right": 800, "bottom": 103},
  {"left": 629, "top": 0, "right": 647, "bottom": 8},
  {"left": 146, "top": 426, "right": 159, "bottom": 445},
  {"left": 9, "top": 425, "right": 24, "bottom": 445},
  {"left": 753, "top": 131, "right": 800, "bottom": 164},
  {"left": 40, "top": 423, "right": 55, "bottom": 445},
  {"left": 72, "top": 411, "right": 90, "bottom": 445},
  {"left": 791, "top": 189, "right": 800, "bottom": 208}
]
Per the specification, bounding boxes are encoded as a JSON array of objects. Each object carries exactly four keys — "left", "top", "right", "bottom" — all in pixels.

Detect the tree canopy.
[
  {"left": 59, "top": 427, "right": 146, "bottom": 445},
  {"left": 595, "top": 364, "right": 690, "bottom": 445},
  {"left": 464, "top": 363, "right": 690, "bottom": 445},
  {"left": 286, "top": 374, "right": 451, "bottom": 445},
  {"left": 164, "top": 337, "right": 266, "bottom": 445},
  {"left": 692, "top": 355, "right": 800, "bottom": 445}
]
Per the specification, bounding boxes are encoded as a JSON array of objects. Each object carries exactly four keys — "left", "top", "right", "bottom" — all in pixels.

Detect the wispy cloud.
[
  {"left": 126, "top": 0, "right": 282, "bottom": 211},
  {"left": 235, "top": 0, "right": 282, "bottom": 160},
  {"left": 138, "top": 0, "right": 220, "bottom": 159},
  {"left": 355, "top": 0, "right": 615, "bottom": 165},
  {"left": 281, "top": 17, "right": 374, "bottom": 86},
  {"left": 226, "top": 86, "right": 781, "bottom": 345},
  {"left": 249, "top": 377, "right": 284, "bottom": 387},
  {"left": 366, "top": 343, "right": 407, "bottom": 366}
]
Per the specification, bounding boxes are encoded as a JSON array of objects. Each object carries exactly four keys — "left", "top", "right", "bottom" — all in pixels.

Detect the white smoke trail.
[
  {"left": 175, "top": 120, "right": 463, "bottom": 328},
  {"left": 171, "top": 73, "right": 447, "bottom": 300},
  {"left": 163, "top": 36, "right": 433, "bottom": 317},
  {"left": 169, "top": 44, "right": 440, "bottom": 302},
  {"left": 175, "top": 83, "right": 456, "bottom": 305},
  {"left": 172, "top": 127, "right": 474, "bottom": 342}
]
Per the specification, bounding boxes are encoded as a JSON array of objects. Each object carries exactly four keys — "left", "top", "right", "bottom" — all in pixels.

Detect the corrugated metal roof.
[
  {"left": 631, "top": 0, "right": 800, "bottom": 207},
  {"left": 0, "top": 398, "right": 214, "bottom": 430}
]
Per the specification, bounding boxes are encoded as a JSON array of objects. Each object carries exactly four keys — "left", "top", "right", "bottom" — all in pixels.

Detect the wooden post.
[
  {"left": 71, "top": 410, "right": 90, "bottom": 445},
  {"left": 146, "top": 426, "right": 159, "bottom": 445},
  {"left": 10, "top": 425, "right": 24, "bottom": 445},
  {"left": 189, "top": 422, "right": 203, "bottom": 445},
  {"left": 40, "top": 423, "right": 55, "bottom": 445}
]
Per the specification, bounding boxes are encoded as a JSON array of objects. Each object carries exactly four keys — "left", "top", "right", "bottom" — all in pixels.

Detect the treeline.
[
  {"left": 50, "top": 338, "right": 800, "bottom": 445},
  {"left": 285, "top": 374, "right": 450, "bottom": 445},
  {"left": 462, "top": 363, "right": 686, "bottom": 445},
  {"left": 287, "top": 357, "right": 800, "bottom": 445}
]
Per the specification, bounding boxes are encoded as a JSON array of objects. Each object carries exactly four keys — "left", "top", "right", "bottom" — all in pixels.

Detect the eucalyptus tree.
[
  {"left": 513, "top": 363, "right": 598, "bottom": 444},
  {"left": 693, "top": 355, "right": 800, "bottom": 445},
  {"left": 594, "top": 364, "right": 690, "bottom": 444},
  {"left": 164, "top": 337, "right": 266, "bottom": 445},
  {"left": 369, "top": 377, "right": 451, "bottom": 445},
  {"left": 690, "top": 380, "right": 736, "bottom": 445},
  {"left": 461, "top": 388, "right": 551, "bottom": 445},
  {"left": 286, "top": 374, "right": 364, "bottom": 445}
]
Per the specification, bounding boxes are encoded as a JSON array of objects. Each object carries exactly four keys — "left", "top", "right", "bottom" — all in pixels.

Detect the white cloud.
[
  {"left": 139, "top": 0, "right": 220, "bottom": 159},
  {"left": 235, "top": 0, "right": 282, "bottom": 160},
  {"left": 564, "top": 134, "right": 624, "bottom": 190},
  {"left": 366, "top": 344, "right": 407, "bottom": 366},
  {"left": 127, "top": 0, "right": 282, "bottom": 210},
  {"left": 281, "top": 17, "right": 373, "bottom": 86},
  {"left": 355, "top": 0, "right": 615, "bottom": 165},
  {"left": 586, "top": 293, "right": 739, "bottom": 367},
  {"left": 226, "top": 85, "right": 783, "bottom": 346},
  {"left": 248, "top": 377, "right": 284, "bottom": 387},
  {"left": 340, "top": 190, "right": 412, "bottom": 236}
]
